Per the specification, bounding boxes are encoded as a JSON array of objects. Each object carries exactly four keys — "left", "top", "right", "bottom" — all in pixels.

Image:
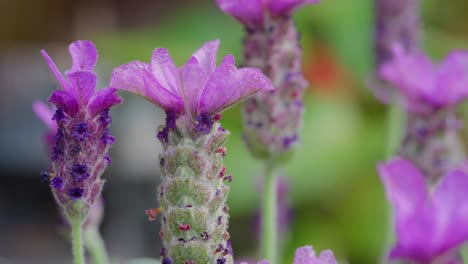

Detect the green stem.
[
  {"left": 261, "top": 162, "right": 277, "bottom": 264},
  {"left": 72, "top": 220, "right": 85, "bottom": 264},
  {"left": 84, "top": 228, "right": 109, "bottom": 264}
]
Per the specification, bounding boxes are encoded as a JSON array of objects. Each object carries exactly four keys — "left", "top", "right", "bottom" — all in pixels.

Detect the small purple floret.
[
  {"left": 104, "top": 154, "right": 112, "bottom": 164},
  {"left": 101, "top": 130, "right": 115, "bottom": 144},
  {"left": 162, "top": 258, "right": 172, "bottom": 264},
  {"left": 52, "top": 108, "right": 66, "bottom": 121},
  {"left": 50, "top": 176, "right": 63, "bottom": 189},
  {"left": 216, "top": 258, "right": 226, "bottom": 264},
  {"left": 54, "top": 129, "right": 64, "bottom": 142},
  {"left": 196, "top": 113, "right": 214, "bottom": 134},
  {"left": 99, "top": 109, "right": 112, "bottom": 125},
  {"left": 72, "top": 122, "right": 90, "bottom": 141},
  {"left": 69, "top": 187, "right": 84, "bottom": 200},
  {"left": 40, "top": 170, "right": 49, "bottom": 183},
  {"left": 71, "top": 164, "right": 90, "bottom": 181}
]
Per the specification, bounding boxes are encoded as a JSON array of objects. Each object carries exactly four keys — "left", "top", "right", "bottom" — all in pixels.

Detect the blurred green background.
[{"left": 0, "top": 0, "right": 467, "bottom": 263}]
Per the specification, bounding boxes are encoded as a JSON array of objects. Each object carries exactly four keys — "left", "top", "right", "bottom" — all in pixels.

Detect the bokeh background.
[{"left": 1, "top": 0, "right": 468, "bottom": 263}]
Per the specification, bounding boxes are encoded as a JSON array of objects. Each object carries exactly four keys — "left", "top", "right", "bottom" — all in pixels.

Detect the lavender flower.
[
  {"left": 41, "top": 40, "right": 122, "bottom": 222},
  {"left": 217, "top": 0, "right": 318, "bottom": 160},
  {"left": 380, "top": 45, "right": 468, "bottom": 182},
  {"left": 237, "top": 246, "right": 337, "bottom": 264},
  {"left": 217, "top": 0, "right": 319, "bottom": 30},
  {"left": 378, "top": 157, "right": 468, "bottom": 263},
  {"left": 111, "top": 40, "right": 273, "bottom": 264}
]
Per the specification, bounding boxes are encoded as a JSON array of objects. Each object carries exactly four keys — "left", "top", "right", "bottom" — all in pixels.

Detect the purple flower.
[
  {"left": 216, "top": 0, "right": 320, "bottom": 29},
  {"left": 41, "top": 40, "right": 121, "bottom": 221},
  {"left": 42, "top": 41, "right": 122, "bottom": 117},
  {"left": 293, "top": 246, "right": 337, "bottom": 264},
  {"left": 110, "top": 40, "right": 273, "bottom": 118},
  {"left": 380, "top": 44, "right": 468, "bottom": 113},
  {"left": 237, "top": 246, "right": 336, "bottom": 264},
  {"left": 378, "top": 157, "right": 468, "bottom": 263}
]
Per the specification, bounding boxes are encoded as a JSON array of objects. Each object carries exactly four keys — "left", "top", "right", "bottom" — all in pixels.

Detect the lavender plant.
[
  {"left": 216, "top": 1, "right": 319, "bottom": 263},
  {"left": 110, "top": 40, "right": 273, "bottom": 264},
  {"left": 40, "top": 40, "right": 122, "bottom": 264},
  {"left": 380, "top": 45, "right": 468, "bottom": 183},
  {"left": 378, "top": 158, "right": 468, "bottom": 264},
  {"left": 34, "top": 101, "right": 110, "bottom": 264}
]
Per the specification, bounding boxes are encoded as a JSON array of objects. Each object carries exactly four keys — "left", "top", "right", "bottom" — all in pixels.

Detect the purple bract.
[
  {"left": 216, "top": 0, "right": 320, "bottom": 29},
  {"left": 111, "top": 40, "right": 273, "bottom": 119},
  {"left": 378, "top": 157, "right": 468, "bottom": 263},
  {"left": 380, "top": 44, "right": 468, "bottom": 113}
]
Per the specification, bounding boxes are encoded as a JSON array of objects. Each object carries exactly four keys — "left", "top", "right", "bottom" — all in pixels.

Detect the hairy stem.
[
  {"left": 84, "top": 228, "right": 109, "bottom": 264},
  {"left": 72, "top": 220, "right": 85, "bottom": 264},
  {"left": 261, "top": 162, "right": 277, "bottom": 264}
]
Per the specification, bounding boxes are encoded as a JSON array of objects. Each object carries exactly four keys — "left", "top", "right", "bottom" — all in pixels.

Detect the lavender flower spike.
[
  {"left": 41, "top": 40, "right": 122, "bottom": 222},
  {"left": 111, "top": 40, "right": 273, "bottom": 264},
  {"left": 218, "top": 0, "right": 318, "bottom": 160},
  {"left": 378, "top": 157, "right": 468, "bottom": 263},
  {"left": 380, "top": 45, "right": 468, "bottom": 182}
]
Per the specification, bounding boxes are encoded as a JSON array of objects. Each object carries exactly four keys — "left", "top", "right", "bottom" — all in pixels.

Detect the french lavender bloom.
[
  {"left": 380, "top": 45, "right": 468, "bottom": 182},
  {"left": 373, "top": 0, "right": 421, "bottom": 101},
  {"left": 34, "top": 100, "right": 105, "bottom": 229},
  {"left": 41, "top": 40, "right": 122, "bottom": 222},
  {"left": 110, "top": 40, "right": 273, "bottom": 264},
  {"left": 378, "top": 157, "right": 468, "bottom": 264},
  {"left": 238, "top": 246, "right": 337, "bottom": 264},
  {"left": 217, "top": 0, "right": 319, "bottom": 160}
]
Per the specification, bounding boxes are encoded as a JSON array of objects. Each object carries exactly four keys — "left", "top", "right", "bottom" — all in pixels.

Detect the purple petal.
[
  {"left": 180, "top": 57, "right": 209, "bottom": 116},
  {"left": 216, "top": 0, "right": 264, "bottom": 29},
  {"left": 294, "top": 246, "right": 316, "bottom": 264},
  {"left": 88, "top": 87, "right": 122, "bottom": 116},
  {"left": 67, "top": 40, "right": 98, "bottom": 73},
  {"left": 198, "top": 55, "right": 274, "bottom": 115},
  {"left": 319, "top": 250, "right": 337, "bottom": 264},
  {"left": 433, "top": 170, "right": 468, "bottom": 256},
  {"left": 268, "top": 0, "right": 320, "bottom": 17},
  {"left": 151, "top": 48, "right": 181, "bottom": 96},
  {"left": 434, "top": 51, "right": 468, "bottom": 107},
  {"left": 378, "top": 158, "right": 435, "bottom": 261},
  {"left": 48, "top": 90, "right": 79, "bottom": 115},
  {"left": 192, "top": 40, "right": 220, "bottom": 75},
  {"left": 258, "top": 260, "right": 269, "bottom": 264},
  {"left": 111, "top": 61, "right": 183, "bottom": 112},
  {"left": 379, "top": 44, "right": 436, "bottom": 111},
  {"left": 41, "top": 50, "right": 72, "bottom": 92},
  {"left": 32, "top": 101, "right": 57, "bottom": 131},
  {"left": 66, "top": 71, "right": 97, "bottom": 105}
]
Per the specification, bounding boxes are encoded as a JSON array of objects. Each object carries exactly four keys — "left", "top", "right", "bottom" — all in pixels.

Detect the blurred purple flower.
[
  {"left": 380, "top": 44, "right": 468, "bottom": 113},
  {"left": 41, "top": 40, "right": 122, "bottom": 221},
  {"left": 237, "top": 246, "right": 336, "bottom": 264},
  {"left": 216, "top": 0, "right": 320, "bottom": 29},
  {"left": 111, "top": 40, "right": 273, "bottom": 118},
  {"left": 293, "top": 246, "right": 337, "bottom": 264},
  {"left": 33, "top": 100, "right": 58, "bottom": 151},
  {"left": 378, "top": 157, "right": 468, "bottom": 263}
]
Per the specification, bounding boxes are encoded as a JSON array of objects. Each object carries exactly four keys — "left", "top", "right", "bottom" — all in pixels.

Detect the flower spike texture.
[
  {"left": 379, "top": 157, "right": 468, "bottom": 263},
  {"left": 41, "top": 40, "right": 122, "bottom": 222},
  {"left": 111, "top": 40, "right": 273, "bottom": 264},
  {"left": 217, "top": 0, "right": 319, "bottom": 161}
]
